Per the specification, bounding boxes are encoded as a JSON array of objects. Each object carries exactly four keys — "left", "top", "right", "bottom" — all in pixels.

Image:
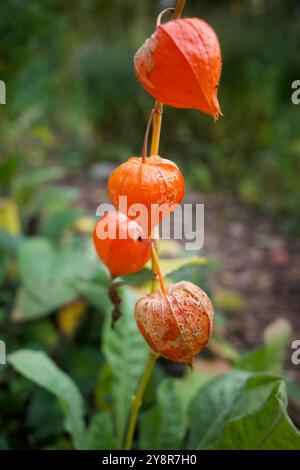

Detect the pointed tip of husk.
[
  {"left": 187, "top": 357, "right": 194, "bottom": 371},
  {"left": 213, "top": 110, "right": 223, "bottom": 123},
  {"left": 212, "top": 99, "right": 223, "bottom": 122}
]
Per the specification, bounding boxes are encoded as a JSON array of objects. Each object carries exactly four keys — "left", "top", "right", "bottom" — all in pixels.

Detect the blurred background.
[{"left": 0, "top": 0, "right": 300, "bottom": 449}]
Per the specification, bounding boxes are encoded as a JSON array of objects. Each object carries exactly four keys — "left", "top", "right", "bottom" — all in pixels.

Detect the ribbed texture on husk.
[
  {"left": 134, "top": 18, "right": 222, "bottom": 119},
  {"left": 135, "top": 281, "right": 214, "bottom": 366},
  {"left": 108, "top": 155, "right": 185, "bottom": 235}
]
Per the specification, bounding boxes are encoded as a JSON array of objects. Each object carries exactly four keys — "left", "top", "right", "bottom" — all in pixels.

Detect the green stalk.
[
  {"left": 123, "top": 0, "right": 188, "bottom": 451},
  {"left": 123, "top": 352, "right": 157, "bottom": 450}
]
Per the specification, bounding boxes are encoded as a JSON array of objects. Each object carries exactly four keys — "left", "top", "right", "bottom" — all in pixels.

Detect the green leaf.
[
  {"left": 234, "top": 346, "right": 281, "bottom": 374},
  {"left": 12, "top": 237, "right": 102, "bottom": 321},
  {"left": 234, "top": 318, "right": 292, "bottom": 373},
  {"left": 40, "top": 207, "right": 80, "bottom": 242},
  {"left": 212, "top": 290, "right": 245, "bottom": 312},
  {"left": 0, "top": 250, "right": 8, "bottom": 287},
  {"left": 87, "top": 412, "right": 117, "bottom": 450},
  {"left": 145, "top": 256, "right": 207, "bottom": 277},
  {"left": 188, "top": 370, "right": 249, "bottom": 449},
  {"left": 139, "top": 378, "right": 187, "bottom": 450},
  {"left": 102, "top": 286, "right": 148, "bottom": 447},
  {"left": 94, "top": 363, "right": 114, "bottom": 412},
  {"left": 75, "top": 279, "right": 110, "bottom": 312},
  {"left": 209, "top": 336, "right": 240, "bottom": 362},
  {"left": 22, "top": 319, "right": 58, "bottom": 350},
  {"left": 13, "top": 288, "right": 53, "bottom": 322},
  {"left": 0, "top": 229, "right": 23, "bottom": 255},
  {"left": 8, "top": 349, "right": 86, "bottom": 449},
  {"left": 286, "top": 378, "right": 300, "bottom": 402},
  {"left": 188, "top": 370, "right": 300, "bottom": 450},
  {"left": 215, "top": 380, "right": 300, "bottom": 450},
  {"left": 26, "top": 389, "right": 64, "bottom": 440},
  {"left": 264, "top": 318, "right": 292, "bottom": 348},
  {"left": 0, "top": 154, "right": 21, "bottom": 189},
  {"left": 176, "top": 370, "right": 213, "bottom": 413},
  {"left": 14, "top": 167, "right": 65, "bottom": 193},
  {"left": 60, "top": 346, "right": 102, "bottom": 394}
]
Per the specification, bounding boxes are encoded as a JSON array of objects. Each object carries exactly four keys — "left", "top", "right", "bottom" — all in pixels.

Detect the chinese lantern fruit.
[
  {"left": 134, "top": 18, "right": 222, "bottom": 120},
  {"left": 108, "top": 155, "right": 185, "bottom": 235},
  {"left": 135, "top": 281, "right": 214, "bottom": 366},
  {"left": 93, "top": 211, "right": 150, "bottom": 277}
]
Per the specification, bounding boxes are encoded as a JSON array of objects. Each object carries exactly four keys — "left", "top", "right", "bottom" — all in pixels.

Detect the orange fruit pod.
[
  {"left": 107, "top": 155, "right": 185, "bottom": 235},
  {"left": 135, "top": 280, "right": 214, "bottom": 367},
  {"left": 93, "top": 211, "right": 151, "bottom": 278},
  {"left": 134, "top": 17, "right": 222, "bottom": 120}
]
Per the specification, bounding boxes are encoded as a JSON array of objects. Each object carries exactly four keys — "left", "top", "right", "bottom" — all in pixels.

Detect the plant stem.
[
  {"left": 142, "top": 108, "right": 155, "bottom": 163},
  {"left": 123, "top": 0, "right": 187, "bottom": 451},
  {"left": 151, "top": 241, "right": 167, "bottom": 295},
  {"left": 173, "top": 0, "right": 187, "bottom": 19},
  {"left": 151, "top": 225, "right": 160, "bottom": 292},
  {"left": 150, "top": 101, "right": 163, "bottom": 156},
  {"left": 149, "top": 0, "right": 187, "bottom": 288},
  {"left": 124, "top": 352, "right": 157, "bottom": 450}
]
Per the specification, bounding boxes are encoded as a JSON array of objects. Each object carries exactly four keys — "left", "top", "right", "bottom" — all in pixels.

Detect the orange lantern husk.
[
  {"left": 93, "top": 211, "right": 151, "bottom": 277},
  {"left": 134, "top": 18, "right": 222, "bottom": 120},
  {"left": 135, "top": 281, "right": 214, "bottom": 367},
  {"left": 107, "top": 155, "right": 185, "bottom": 236}
]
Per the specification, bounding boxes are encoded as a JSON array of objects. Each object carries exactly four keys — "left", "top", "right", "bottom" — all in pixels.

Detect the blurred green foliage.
[
  {"left": 0, "top": 0, "right": 300, "bottom": 451},
  {"left": 0, "top": 0, "right": 300, "bottom": 227}
]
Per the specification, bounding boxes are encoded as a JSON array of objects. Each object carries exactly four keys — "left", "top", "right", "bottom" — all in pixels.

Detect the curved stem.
[
  {"left": 149, "top": 0, "right": 187, "bottom": 288},
  {"left": 150, "top": 225, "right": 160, "bottom": 292},
  {"left": 151, "top": 241, "right": 167, "bottom": 296},
  {"left": 124, "top": 0, "right": 187, "bottom": 452},
  {"left": 156, "top": 7, "right": 175, "bottom": 27},
  {"left": 124, "top": 352, "right": 157, "bottom": 450},
  {"left": 142, "top": 108, "right": 155, "bottom": 163}
]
